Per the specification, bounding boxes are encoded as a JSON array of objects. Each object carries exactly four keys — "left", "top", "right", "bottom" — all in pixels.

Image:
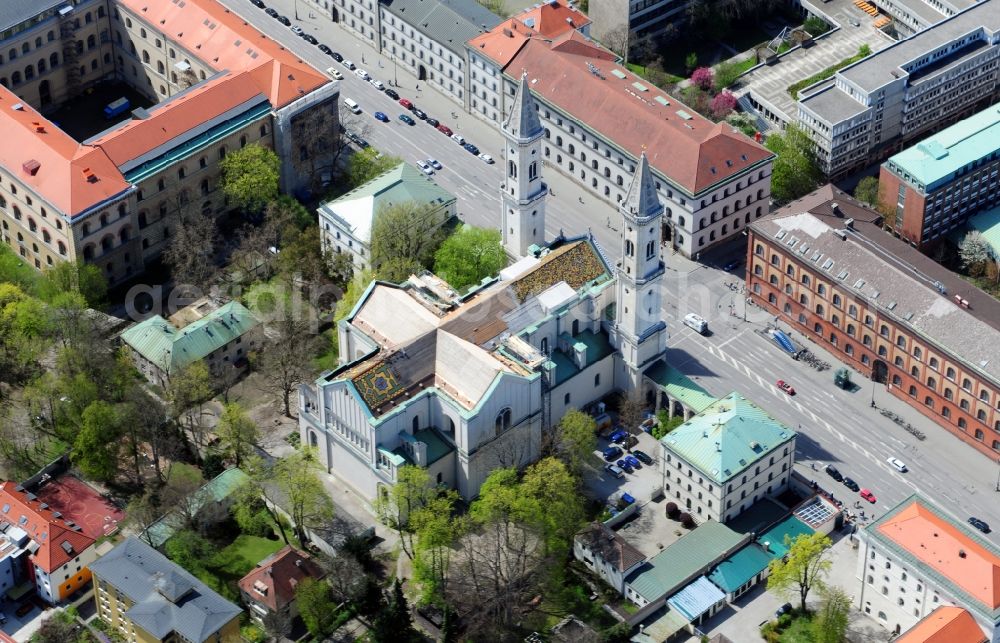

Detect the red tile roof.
[
  {"left": 237, "top": 546, "right": 325, "bottom": 612},
  {"left": 878, "top": 500, "right": 1000, "bottom": 610},
  {"left": 88, "top": 71, "right": 267, "bottom": 168},
  {"left": 0, "top": 482, "right": 95, "bottom": 574},
  {"left": 114, "top": 0, "right": 327, "bottom": 108},
  {"left": 897, "top": 606, "right": 987, "bottom": 643},
  {"left": 515, "top": 0, "right": 590, "bottom": 38},
  {"left": 0, "top": 87, "right": 130, "bottom": 217},
  {"left": 467, "top": 18, "right": 535, "bottom": 68}
]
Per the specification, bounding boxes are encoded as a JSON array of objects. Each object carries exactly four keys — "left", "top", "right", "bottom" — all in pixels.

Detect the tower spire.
[
  {"left": 621, "top": 152, "right": 662, "bottom": 221},
  {"left": 500, "top": 73, "right": 547, "bottom": 258},
  {"left": 504, "top": 73, "right": 543, "bottom": 140}
]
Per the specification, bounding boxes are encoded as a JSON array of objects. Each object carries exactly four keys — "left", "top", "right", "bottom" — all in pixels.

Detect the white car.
[
  {"left": 450, "top": 133, "right": 466, "bottom": 145},
  {"left": 479, "top": 153, "right": 494, "bottom": 164},
  {"left": 416, "top": 160, "right": 434, "bottom": 175},
  {"left": 886, "top": 456, "right": 908, "bottom": 473},
  {"left": 290, "top": 25, "right": 304, "bottom": 36},
  {"left": 326, "top": 67, "right": 343, "bottom": 80},
  {"left": 355, "top": 68, "right": 371, "bottom": 81},
  {"left": 427, "top": 158, "right": 442, "bottom": 170},
  {"left": 342, "top": 59, "right": 356, "bottom": 70},
  {"left": 369, "top": 78, "right": 385, "bottom": 90}
]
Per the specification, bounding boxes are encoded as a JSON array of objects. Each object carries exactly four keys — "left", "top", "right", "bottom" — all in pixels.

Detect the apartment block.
[
  {"left": 796, "top": 0, "right": 1000, "bottom": 180},
  {"left": 879, "top": 104, "right": 1000, "bottom": 248},
  {"left": 747, "top": 185, "right": 1000, "bottom": 460},
  {"left": 589, "top": 0, "right": 689, "bottom": 46}
]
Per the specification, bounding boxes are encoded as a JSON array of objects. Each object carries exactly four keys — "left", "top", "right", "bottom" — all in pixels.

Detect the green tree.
[
  {"left": 215, "top": 402, "right": 259, "bottom": 467},
  {"left": 685, "top": 52, "right": 699, "bottom": 73},
  {"left": 959, "top": 230, "right": 996, "bottom": 279},
  {"left": 271, "top": 448, "right": 334, "bottom": 545},
  {"left": 220, "top": 143, "right": 281, "bottom": 213},
  {"left": 853, "top": 176, "right": 881, "bottom": 207},
  {"left": 295, "top": 578, "right": 340, "bottom": 637},
  {"left": 73, "top": 401, "right": 125, "bottom": 481},
  {"left": 766, "top": 532, "right": 833, "bottom": 612},
  {"left": 411, "top": 492, "right": 461, "bottom": 605},
  {"left": 165, "top": 361, "right": 214, "bottom": 451},
  {"left": 31, "top": 608, "right": 83, "bottom": 643},
  {"left": 334, "top": 269, "right": 374, "bottom": 321},
  {"left": 551, "top": 409, "right": 597, "bottom": 474},
  {"left": 714, "top": 59, "right": 743, "bottom": 91},
  {"left": 38, "top": 261, "right": 107, "bottom": 306},
  {"left": 520, "top": 457, "right": 584, "bottom": 557},
  {"left": 373, "top": 579, "right": 418, "bottom": 642},
  {"left": 370, "top": 200, "right": 450, "bottom": 282},
  {"left": 164, "top": 529, "right": 213, "bottom": 574},
  {"left": 347, "top": 148, "right": 403, "bottom": 189},
  {"left": 374, "top": 464, "right": 435, "bottom": 559},
  {"left": 765, "top": 124, "right": 823, "bottom": 203},
  {"left": 433, "top": 225, "right": 506, "bottom": 291},
  {"left": 811, "top": 586, "right": 851, "bottom": 643}
]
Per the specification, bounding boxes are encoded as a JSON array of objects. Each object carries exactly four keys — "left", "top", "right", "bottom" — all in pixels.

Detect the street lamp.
[
  {"left": 870, "top": 378, "right": 877, "bottom": 409},
  {"left": 294, "top": 0, "right": 300, "bottom": 20},
  {"left": 995, "top": 458, "right": 1000, "bottom": 492}
]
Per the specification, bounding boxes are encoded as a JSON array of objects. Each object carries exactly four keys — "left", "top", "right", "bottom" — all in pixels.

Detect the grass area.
[
  {"left": 0, "top": 244, "right": 43, "bottom": 295},
  {"left": 788, "top": 45, "right": 871, "bottom": 99},
  {"left": 761, "top": 610, "right": 817, "bottom": 643},
  {"left": 174, "top": 529, "right": 292, "bottom": 600},
  {"left": 312, "top": 328, "right": 339, "bottom": 372},
  {"left": 626, "top": 63, "right": 684, "bottom": 85}
]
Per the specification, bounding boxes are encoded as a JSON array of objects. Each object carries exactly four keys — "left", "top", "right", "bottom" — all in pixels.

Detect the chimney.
[
  {"left": 959, "top": 549, "right": 967, "bottom": 558},
  {"left": 831, "top": 202, "right": 842, "bottom": 216},
  {"left": 295, "top": 559, "right": 303, "bottom": 568}
]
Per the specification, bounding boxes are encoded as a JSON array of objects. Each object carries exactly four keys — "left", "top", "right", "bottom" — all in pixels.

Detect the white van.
[
  {"left": 683, "top": 313, "right": 708, "bottom": 335},
  {"left": 343, "top": 97, "right": 361, "bottom": 114}
]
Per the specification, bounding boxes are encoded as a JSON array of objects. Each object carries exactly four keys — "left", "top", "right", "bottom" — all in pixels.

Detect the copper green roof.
[
  {"left": 550, "top": 329, "right": 616, "bottom": 386},
  {"left": 708, "top": 543, "right": 774, "bottom": 593},
  {"left": 645, "top": 360, "right": 716, "bottom": 413},
  {"left": 626, "top": 521, "right": 745, "bottom": 603},
  {"left": 661, "top": 392, "right": 796, "bottom": 484},
  {"left": 120, "top": 301, "right": 259, "bottom": 376},
  {"left": 758, "top": 516, "right": 813, "bottom": 558},
  {"left": 144, "top": 468, "right": 250, "bottom": 548}
]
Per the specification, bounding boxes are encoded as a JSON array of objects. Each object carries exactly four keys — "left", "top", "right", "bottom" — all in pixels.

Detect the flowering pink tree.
[
  {"left": 691, "top": 67, "right": 714, "bottom": 91},
  {"left": 711, "top": 91, "right": 738, "bottom": 119}
]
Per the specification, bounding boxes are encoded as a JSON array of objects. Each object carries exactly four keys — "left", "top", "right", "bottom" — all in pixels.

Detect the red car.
[
  {"left": 776, "top": 379, "right": 796, "bottom": 396},
  {"left": 436, "top": 123, "right": 453, "bottom": 136},
  {"left": 860, "top": 488, "right": 877, "bottom": 503},
  {"left": 398, "top": 98, "right": 413, "bottom": 109}
]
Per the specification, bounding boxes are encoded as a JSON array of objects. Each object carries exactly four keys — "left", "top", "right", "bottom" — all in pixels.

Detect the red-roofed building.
[
  {"left": 858, "top": 495, "right": 1000, "bottom": 641},
  {"left": 0, "top": 0, "right": 337, "bottom": 285},
  {"left": 0, "top": 481, "right": 97, "bottom": 604},
  {"left": 238, "top": 546, "right": 325, "bottom": 625},
  {"left": 467, "top": 20, "right": 773, "bottom": 258},
  {"left": 898, "top": 606, "right": 988, "bottom": 643}
]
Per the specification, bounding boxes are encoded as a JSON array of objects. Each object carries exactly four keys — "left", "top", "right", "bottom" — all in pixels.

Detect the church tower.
[
  {"left": 613, "top": 152, "right": 667, "bottom": 389},
  {"left": 500, "top": 74, "right": 547, "bottom": 258}
]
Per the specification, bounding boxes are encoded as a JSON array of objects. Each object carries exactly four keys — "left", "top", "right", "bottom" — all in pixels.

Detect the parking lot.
[{"left": 1, "top": 598, "right": 49, "bottom": 641}]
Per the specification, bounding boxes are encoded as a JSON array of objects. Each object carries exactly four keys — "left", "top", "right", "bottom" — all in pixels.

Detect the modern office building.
[
  {"left": 747, "top": 185, "right": 1000, "bottom": 460},
  {"left": 660, "top": 392, "right": 797, "bottom": 523},
  {"left": 0, "top": 0, "right": 337, "bottom": 284},
  {"left": 589, "top": 0, "right": 689, "bottom": 47},
  {"left": 796, "top": 0, "right": 1000, "bottom": 179},
  {"left": 856, "top": 495, "right": 1000, "bottom": 641},
  {"left": 879, "top": 104, "right": 1000, "bottom": 248}
]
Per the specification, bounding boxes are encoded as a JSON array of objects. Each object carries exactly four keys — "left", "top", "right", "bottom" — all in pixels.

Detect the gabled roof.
[
  {"left": 467, "top": 18, "right": 535, "bottom": 67},
  {"left": 144, "top": 469, "right": 250, "bottom": 549},
  {"left": 504, "top": 74, "right": 544, "bottom": 140},
  {"left": 869, "top": 496, "right": 1000, "bottom": 618},
  {"left": 661, "top": 392, "right": 796, "bottom": 484},
  {"left": 120, "top": 300, "right": 259, "bottom": 376},
  {"left": 897, "top": 606, "right": 987, "bottom": 643},
  {"left": 0, "top": 87, "right": 130, "bottom": 218},
  {"left": 0, "top": 481, "right": 95, "bottom": 573},
  {"left": 381, "top": 0, "right": 502, "bottom": 56},
  {"left": 89, "top": 537, "right": 243, "bottom": 643},
  {"left": 238, "top": 546, "right": 325, "bottom": 613},
  {"left": 516, "top": 0, "right": 589, "bottom": 38},
  {"left": 0, "top": 0, "right": 66, "bottom": 33},
  {"left": 576, "top": 522, "right": 646, "bottom": 573}
]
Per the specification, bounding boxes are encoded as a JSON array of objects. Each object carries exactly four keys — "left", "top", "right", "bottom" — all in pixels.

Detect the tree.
[
  {"left": 160, "top": 462, "right": 208, "bottom": 531},
  {"left": 374, "top": 464, "right": 435, "bottom": 559},
  {"left": 126, "top": 490, "right": 164, "bottom": 546},
  {"left": 38, "top": 261, "right": 107, "bottom": 306},
  {"left": 601, "top": 25, "right": 631, "bottom": 59},
  {"left": 272, "top": 448, "right": 335, "bottom": 545},
  {"left": 714, "top": 60, "right": 743, "bottom": 91},
  {"left": 520, "top": 458, "right": 584, "bottom": 557},
  {"left": 617, "top": 390, "right": 646, "bottom": 444},
  {"left": 766, "top": 532, "right": 833, "bottom": 612},
  {"left": 162, "top": 204, "right": 218, "bottom": 293},
  {"left": 31, "top": 608, "right": 81, "bottom": 643},
  {"left": 811, "top": 586, "right": 851, "bottom": 643},
  {"left": 853, "top": 176, "right": 881, "bottom": 207},
  {"left": 691, "top": 67, "right": 714, "bottom": 91},
  {"left": 685, "top": 52, "right": 699, "bottom": 74},
  {"left": 764, "top": 124, "right": 823, "bottom": 204},
  {"left": 295, "top": 578, "right": 340, "bottom": 638},
  {"left": 215, "top": 402, "right": 259, "bottom": 467},
  {"left": 959, "top": 230, "right": 996, "bottom": 279},
  {"left": 373, "top": 579, "right": 418, "bottom": 642},
  {"left": 476, "top": 0, "right": 509, "bottom": 18},
  {"left": 73, "top": 401, "right": 125, "bottom": 482},
  {"left": 370, "top": 200, "right": 450, "bottom": 282},
  {"left": 347, "top": 147, "right": 403, "bottom": 189},
  {"left": 334, "top": 269, "right": 374, "bottom": 322},
  {"left": 433, "top": 225, "right": 506, "bottom": 291},
  {"left": 220, "top": 143, "right": 281, "bottom": 213},
  {"left": 165, "top": 361, "right": 213, "bottom": 451},
  {"left": 550, "top": 409, "right": 597, "bottom": 474},
  {"left": 710, "top": 91, "right": 737, "bottom": 120},
  {"left": 165, "top": 529, "right": 213, "bottom": 575},
  {"left": 411, "top": 492, "right": 461, "bottom": 605},
  {"left": 252, "top": 313, "right": 321, "bottom": 418}
]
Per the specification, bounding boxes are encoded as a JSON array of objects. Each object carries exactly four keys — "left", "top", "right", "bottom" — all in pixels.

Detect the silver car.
[{"left": 886, "top": 456, "right": 908, "bottom": 473}]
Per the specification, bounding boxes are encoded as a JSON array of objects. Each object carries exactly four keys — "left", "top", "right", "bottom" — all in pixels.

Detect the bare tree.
[
  {"left": 253, "top": 316, "right": 322, "bottom": 418},
  {"left": 617, "top": 389, "right": 646, "bottom": 447},
  {"left": 601, "top": 25, "right": 631, "bottom": 59},
  {"left": 163, "top": 195, "right": 218, "bottom": 293}
]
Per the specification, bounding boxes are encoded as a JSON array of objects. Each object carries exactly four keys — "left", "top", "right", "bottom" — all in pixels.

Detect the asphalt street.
[{"left": 224, "top": 0, "right": 1000, "bottom": 542}]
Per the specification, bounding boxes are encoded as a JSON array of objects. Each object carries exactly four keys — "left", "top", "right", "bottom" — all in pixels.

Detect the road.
[{"left": 225, "top": 0, "right": 1000, "bottom": 541}]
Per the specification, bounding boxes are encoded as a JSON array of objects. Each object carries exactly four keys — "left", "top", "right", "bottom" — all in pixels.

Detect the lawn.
[
  {"left": 178, "top": 530, "right": 292, "bottom": 600},
  {"left": 780, "top": 612, "right": 817, "bottom": 642}
]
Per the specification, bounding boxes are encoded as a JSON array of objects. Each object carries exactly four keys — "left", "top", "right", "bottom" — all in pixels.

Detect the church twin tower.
[{"left": 500, "top": 75, "right": 667, "bottom": 387}]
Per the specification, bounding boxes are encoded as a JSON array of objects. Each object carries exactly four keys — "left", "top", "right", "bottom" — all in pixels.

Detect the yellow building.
[{"left": 90, "top": 537, "right": 243, "bottom": 643}]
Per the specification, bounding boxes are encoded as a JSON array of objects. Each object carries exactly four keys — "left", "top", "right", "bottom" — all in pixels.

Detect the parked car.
[
  {"left": 968, "top": 517, "right": 991, "bottom": 533},
  {"left": 624, "top": 454, "right": 641, "bottom": 469},
  {"left": 384, "top": 88, "right": 400, "bottom": 100},
  {"left": 886, "top": 456, "right": 908, "bottom": 473},
  {"left": 825, "top": 464, "right": 843, "bottom": 482},
  {"left": 723, "top": 259, "right": 741, "bottom": 271},
  {"left": 303, "top": 34, "right": 318, "bottom": 45},
  {"left": 318, "top": 44, "right": 332, "bottom": 55},
  {"left": 609, "top": 429, "right": 628, "bottom": 444},
  {"left": 633, "top": 450, "right": 653, "bottom": 465},
  {"left": 416, "top": 160, "right": 433, "bottom": 175},
  {"left": 412, "top": 108, "right": 427, "bottom": 120},
  {"left": 326, "top": 67, "right": 343, "bottom": 80},
  {"left": 427, "top": 158, "right": 442, "bottom": 170},
  {"left": 331, "top": 51, "right": 343, "bottom": 62},
  {"left": 776, "top": 379, "right": 796, "bottom": 395},
  {"left": 373, "top": 111, "right": 389, "bottom": 122},
  {"left": 775, "top": 603, "right": 793, "bottom": 618},
  {"left": 15, "top": 602, "right": 33, "bottom": 617},
  {"left": 369, "top": 78, "right": 385, "bottom": 90},
  {"left": 842, "top": 477, "right": 859, "bottom": 492},
  {"left": 355, "top": 68, "right": 371, "bottom": 81},
  {"left": 276, "top": 15, "right": 291, "bottom": 25},
  {"left": 479, "top": 153, "right": 494, "bottom": 164},
  {"left": 426, "top": 117, "right": 440, "bottom": 127},
  {"left": 250, "top": 0, "right": 266, "bottom": 7},
  {"left": 616, "top": 459, "right": 633, "bottom": 474},
  {"left": 464, "top": 143, "right": 481, "bottom": 155},
  {"left": 604, "top": 463, "right": 624, "bottom": 479},
  {"left": 342, "top": 59, "right": 357, "bottom": 70},
  {"left": 603, "top": 446, "right": 623, "bottom": 461},
  {"left": 436, "top": 124, "right": 453, "bottom": 136},
  {"left": 859, "top": 488, "right": 877, "bottom": 503},
  {"left": 265, "top": 7, "right": 278, "bottom": 16},
  {"left": 399, "top": 114, "right": 415, "bottom": 125},
  {"left": 290, "top": 25, "right": 304, "bottom": 36},
  {"left": 399, "top": 98, "right": 413, "bottom": 109},
  {"left": 451, "top": 133, "right": 466, "bottom": 145}
]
